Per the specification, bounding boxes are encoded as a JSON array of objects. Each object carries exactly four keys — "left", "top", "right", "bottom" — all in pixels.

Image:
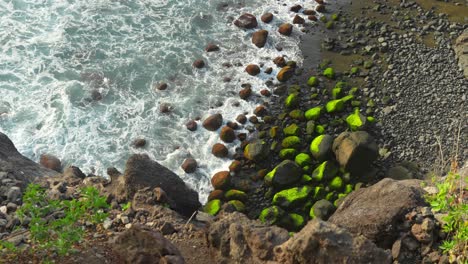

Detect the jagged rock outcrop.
[{"left": 454, "top": 30, "right": 468, "bottom": 78}]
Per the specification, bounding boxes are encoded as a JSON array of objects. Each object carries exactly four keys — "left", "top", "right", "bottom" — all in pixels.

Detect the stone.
[
  {"left": 323, "top": 67, "right": 335, "bottom": 79},
  {"left": 261, "top": 13, "right": 274, "bottom": 23},
  {"left": 332, "top": 131, "right": 378, "bottom": 175},
  {"left": 132, "top": 138, "right": 146, "bottom": 148},
  {"left": 310, "top": 134, "right": 333, "bottom": 162},
  {"left": 281, "top": 136, "right": 301, "bottom": 149},
  {"left": 181, "top": 158, "right": 197, "bottom": 173},
  {"left": 205, "top": 43, "right": 220, "bottom": 52},
  {"left": 273, "top": 56, "right": 287, "bottom": 67},
  {"left": 386, "top": 165, "right": 414, "bottom": 180},
  {"left": 246, "top": 64, "right": 261, "bottom": 76},
  {"left": 106, "top": 154, "right": 200, "bottom": 217},
  {"left": 264, "top": 160, "right": 303, "bottom": 188},
  {"left": 244, "top": 140, "right": 269, "bottom": 162},
  {"left": 225, "top": 189, "right": 247, "bottom": 202},
  {"left": 111, "top": 224, "right": 184, "bottom": 264},
  {"left": 208, "top": 190, "right": 224, "bottom": 201},
  {"left": 202, "top": 113, "right": 223, "bottom": 131},
  {"left": 204, "top": 199, "right": 222, "bottom": 216},
  {"left": 212, "top": 143, "right": 228, "bottom": 158},
  {"left": 305, "top": 106, "right": 322, "bottom": 121},
  {"left": 252, "top": 30, "right": 269, "bottom": 48},
  {"left": 307, "top": 76, "right": 318, "bottom": 87},
  {"left": 325, "top": 99, "right": 344, "bottom": 113},
  {"left": 346, "top": 108, "right": 367, "bottom": 131},
  {"left": 278, "top": 23, "right": 293, "bottom": 36},
  {"left": 295, "top": 153, "right": 312, "bottom": 167},
  {"left": 315, "top": 4, "right": 326, "bottom": 13},
  {"left": 239, "top": 86, "right": 252, "bottom": 100},
  {"left": 211, "top": 171, "right": 231, "bottom": 190},
  {"left": 220, "top": 126, "right": 236, "bottom": 143},
  {"left": 411, "top": 223, "right": 433, "bottom": 243},
  {"left": 454, "top": 30, "right": 468, "bottom": 78},
  {"left": 193, "top": 59, "right": 205, "bottom": 68},
  {"left": 292, "top": 15, "right": 305, "bottom": 25},
  {"left": 273, "top": 186, "right": 312, "bottom": 208},
  {"left": 311, "top": 161, "right": 338, "bottom": 182},
  {"left": 275, "top": 219, "right": 392, "bottom": 264},
  {"left": 40, "top": 154, "right": 62, "bottom": 172},
  {"left": 185, "top": 120, "right": 198, "bottom": 131},
  {"left": 6, "top": 187, "right": 21, "bottom": 204},
  {"left": 277, "top": 66, "right": 295, "bottom": 82},
  {"left": 285, "top": 93, "right": 299, "bottom": 108},
  {"left": 229, "top": 160, "right": 242, "bottom": 173},
  {"left": 329, "top": 178, "right": 427, "bottom": 248},
  {"left": 259, "top": 206, "right": 285, "bottom": 225},
  {"left": 310, "top": 199, "right": 335, "bottom": 220},
  {"left": 254, "top": 105, "right": 267, "bottom": 117},
  {"left": 290, "top": 4, "right": 302, "bottom": 12},
  {"left": 234, "top": 13, "right": 258, "bottom": 29}
]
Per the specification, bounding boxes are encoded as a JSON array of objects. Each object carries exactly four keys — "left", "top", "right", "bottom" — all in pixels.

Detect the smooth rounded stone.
[
  {"left": 239, "top": 86, "right": 252, "bottom": 100},
  {"left": 277, "top": 66, "right": 295, "bottom": 82},
  {"left": 132, "top": 138, "right": 147, "bottom": 148},
  {"left": 0, "top": 206, "right": 7, "bottom": 215},
  {"left": 265, "top": 160, "right": 303, "bottom": 188},
  {"left": 290, "top": 4, "right": 302, "bottom": 12},
  {"left": 40, "top": 154, "right": 62, "bottom": 172},
  {"left": 185, "top": 120, "right": 198, "bottom": 131},
  {"left": 226, "top": 121, "right": 239, "bottom": 130},
  {"left": 212, "top": 143, "right": 228, "bottom": 158},
  {"left": 310, "top": 199, "right": 335, "bottom": 220},
  {"left": 259, "top": 205, "right": 285, "bottom": 225},
  {"left": 193, "top": 59, "right": 205, "bottom": 68},
  {"left": 261, "top": 12, "right": 273, "bottom": 23},
  {"left": 315, "top": 4, "right": 326, "bottom": 13},
  {"left": 252, "top": 30, "right": 269, "bottom": 48},
  {"left": 273, "top": 186, "right": 312, "bottom": 209},
  {"left": 234, "top": 13, "right": 258, "bottom": 29},
  {"left": 278, "top": 23, "right": 293, "bottom": 36},
  {"left": 346, "top": 109, "right": 367, "bottom": 131},
  {"left": 228, "top": 160, "right": 242, "bottom": 173},
  {"left": 244, "top": 140, "right": 269, "bottom": 162},
  {"left": 311, "top": 161, "right": 338, "bottom": 182},
  {"left": 155, "top": 82, "right": 168, "bottom": 91},
  {"left": 310, "top": 134, "right": 333, "bottom": 161},
  {"left": 236, "top": 114, "right": 247, "bottom": 124},
  {"left": 220, "top": 126, "right": 236, "bottom": 143},
  {"left": 245, "top": 64, "right": 261, "bottom": 76},
  {"left": 292, "top": 15, "right": 305, "bottom": 25},
  {"left": 303, "top": 9, "right": 316, "bottom": 15},
  {"left": 308, "top": 15, "right": 318, "bottom": 21},
  {"left": 208, "top": 190, "right": 224, "bottom": 201},
  {"left": 181, "top": 158, "right": 197, "bottom": 173},
  {"left": 273, "top": 56, "right": 287, "bottom": 67},
  {"left": 225, "top": 189, "right": 248, "bottom": 202},
  {"left": 205, "top": 43, "right": 220, "bottom": 52},
  {"left": 254, "top": 105, "right": 267, "bottom": 117},
  {"left": 203, "top": 113, "right": 223, "bottom": 131},
  {"left": 211, "top": 171, "right": 231, "bottom": 190}
]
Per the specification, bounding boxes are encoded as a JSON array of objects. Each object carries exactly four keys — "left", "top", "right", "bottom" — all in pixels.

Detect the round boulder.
[
  {"left": 193, "top": 59, "right": 205, "bottom": 68},
  {"left": 278, "top": 23, "right": 293, "bottom": 36},
  {"left": 245, "top": 64, "right": 261, "bottom": 76},
  {"left": 220, "top": 126, "right": 236, "bottom": 143},
  {"left": 277, "top": 66, "right": 295, "bottom": 82},
  {"left": 181, "top": 158, "right": 197, "bottom": 173},
  {"left": 310, "top": 199, "right": 335, "bottom": 220},
  {"left": 244, "top": 140, "right": 269, "bottom": 162},
  {"left": 212, "top": 143, "right": 228, "bottom": 158},
  {"left": 205, "top": 43, "right": 219, "bottom": 52},
  {"left": 264, "top": 160, "right": 302, "bottom": 188},
  {"left": 203, "top": 114, "right": 223, "bottom": 131},
  {"left": 234, "top": 13, "right": 258, "bottom": 29},
  {"left": 211, "top": 171, "right": 231, "bottom": 190},
  {"left": 252, "top": 30, "right": 269, "bottom": 48},
  {"left": 40, "top": 154, "right": 62, "bottom": 172},
  {"left": 185, "top": 120, "right": 198, "bottom": 131},
  {"left": 261, "top": 13, "right": 274, "bottom": 23}
]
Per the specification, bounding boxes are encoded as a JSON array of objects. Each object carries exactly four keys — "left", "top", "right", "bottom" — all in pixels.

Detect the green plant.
[
  {"left": 121, "top": 201, "right": 132, "bottom": 211},
  {"left": 426, "top": 173, "right": 467, "bottom": 262},
  {"left": 11, "top": 184, "right": 110, "bottom": 257}
]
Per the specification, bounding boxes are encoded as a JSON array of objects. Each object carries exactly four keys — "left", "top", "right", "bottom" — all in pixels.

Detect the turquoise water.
[{"left": 0, "top": 0, "right": 317, "bottom": 201}]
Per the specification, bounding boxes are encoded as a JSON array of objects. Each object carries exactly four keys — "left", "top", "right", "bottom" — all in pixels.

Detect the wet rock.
[
  {"left": 332, "top": 131, "right": 378, "bottom": 175},
  {"left": 273, "top": 56, "right": 287, "bottom": 68},
  {"left": 278, "top": 23, "right": 293, "bottom": 36},
  {"left": 239, "top": 86, "right": 252, "bottom": 100},
  {"left": 261, "top": 13, "right": 274, "bottom": 23},
  {"left": 40, "top": 154, "right": 62, "bottom": 172},
  {"left": 244, "top": 140, "right": 269, "bottom": 162},
  {"left": 211, "top": 171, "right": 231, "bottom": 190},
  {"left": 252, "top": 30, "right": 269, "bottom": 48},
  {"left": 265, "top": 160, "right": 302, "bottom": 188},
  {"left": 293, "top": 15, "right": 305, "bottom": 25},
  {"left": 316, "top": 4, "right": 326, "bottom": 13},
  {"left": 246, "top": 64, "right": 261, "bottom": 76},
  {"left": 220, "top": 126, "right": 236, "bottom": 143},
  {"left": 310, "top": 134, "right": 333, "bottom": 162},
  {"left": 329, "top": 178, "right": 427, "bottom": 248},
  {"left": 91, "top": 90, "right": 102, "bottom": 101},
  {"left": 236, "top": 114, "right": 247, "bottom": 124},
  {"left": 310, "top": 199, "right": 335, "bottom": 221},
  {"left": 212, "top": 143, "right": 229, "bottom": 158},
  {"left": 185, "top": 120, "right": 198, "bottom": 131},
  {"left": 156, "top": 82, "right": 168, "bottom": 90},
  {"left": 202, "top": 113, "right": 223, "bottom": 131},
  {"left": 254, "top": 105, "right": 267, "bottom": 117},
  {"left": 132, "top": 138, "right": 147, "bottom": 148},
  {"left": 276, "top": 219, "right": 392, "bottom": 263},
  {"left": 234, "top": 13, "right": 258, "bottom": 29},
  {"left": 181, "top": 158, "right": 197, "bottom": 173},
  {"left": 303, "top": 9, "right": 316, "bottom": 15},
  {"left": 308, "top": 15, "right": 318, "bottom": 21},
  {"left": 111, "top": 224, "right": 184, "bottom": 264},
  {"left": 205, "top": 43, "right": 220, "bottom": 52},
  {"left": 193, "top": 59, "right": 205, "bottom": 68},
  {"left": 277, "top": 66, "right": 295, "bottom": 82}
]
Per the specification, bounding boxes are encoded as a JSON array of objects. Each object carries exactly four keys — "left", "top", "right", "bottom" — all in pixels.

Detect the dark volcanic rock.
[
  {"left": 181, "top": 158, "right": 197, "bottom": 173},
  {"left": 185, "top": 120, "right": 198, "bottom": 131},
  {"left": 245, "top": 64, "right": 261, "bottom": 76},
  {"left": 261, "top": 13, "right": 274, "bottom": 23},
  {"left": 293, "top": 15, "right": 305, "bottom": 25},
  {"left": 234, "top": 13, "right": 258, "bottom": 29},
  {"left": 252, "top": 30, "right": 269, "bottom": 48},
  {"left": 329, "top": 178, "right": 427, "bottom": 248},
  {"left": 212, "top": 143, "right": 229, "bottom": 158},
  {"left": 203, "top": 114, "right": 223, "bottom": 131},
  {"left": 39, "top": 154, "right": 62, "bottom": 172},
  {"left": 193, "top": 59, "right": 205, "bottom": 68},
  {"left": 205, "top": 43, "right": 220, "bottom": 52},
  {"left": 278, "top": 23, "right": 293, "bottom": 36},
  {"left": 107, "top": 154, "right": 201, "bottom": 217}
]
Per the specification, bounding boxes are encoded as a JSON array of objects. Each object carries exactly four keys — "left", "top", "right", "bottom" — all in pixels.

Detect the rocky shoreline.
[{"left": 1, "top": 0, "right": 467, "bottom": 263}]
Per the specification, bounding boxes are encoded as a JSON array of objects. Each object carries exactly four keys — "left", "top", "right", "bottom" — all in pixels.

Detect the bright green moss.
[
  {"left": 279, "top": 148, "right": 297, "bottom": 160},
  {"left": 323, "top": 67, "right": 335, "bottom": 79},
  {"left": 225, "top": 189, "right": 248, "bottom": 202},
  {"left": 204, "top": 199, "right": 222, "bottom": 216},
  {"left": 320, "top": 15, "right": 328, "bottom": 23},
  {"left": 301, "top": 174, "right": 312, "bottom": 184},
  {"left": 228, "top": 200, "right": 245, "bottom": 212},
  {"left": 329, "top": 176, "right": 344, "bottom": 191},
  {"left": 346, "top": 108, "right": 366, "bottom": 131},
  {"left": 282, "top": 136, "right": 301, "bottom": 149},
  {"left": 331, "top": 13, "right": 339, "bottom": 21},
  {"left": 325, "top": 192, "right": 336, "bottom": 201},
  {"left": 285, "top": 93, "right": 299, "bottom": 108},
  {"left": 289, "top": 109, "right": 305, "bottom": 120},
  {"left": 335, "top": 81, "right": 348, "bottom": 89},
  {"left": 313, "top": 186, "right": 326, "bottom": 200},
  {"left": 305, "top": 106, "right": 322, "bottom": 121},
  {"left": 348, "top": 87, "right": 359, "bottom": 95},
  {"left": 332, "top": 88, "right": 342, "bottom": 99},
  {"left": 310, "top": 134, "right": 325, "bottom": 155},
  {"left": 351, "top": 67, "right": 360, "bottom": 74},
  {"left": 345, "top": 184, "right": 354, "bottom": 194},
  {"left": 289, "top": 213, "right": 305, "bottom": 230},
  {"left": 326, "top": 99, "right": 344, "bottom": 113},
  {"left": 272, "top": 186, "right": 313, "bottom": 208},
  {"left": 312, "top": 161, "right": 338, "bottom": 182},
  {"left": 367, "top": 116, "right": 376, "bottom": 123},
  {"left": 341, "top": 95, "right": 354, "bottom": 102},
  {"left": 295, "top": 153, "right": 312, "bottom": 167},
  {"left": 259, "top": 206, "right": 284, "bottom": 225},
  {"left": 283, "top": 124, "right": 300, "bottom": 136},
  {"left": 315, "top": 125, "right": 325, "bottom": 135},
  {"left": 307, "top": 76, "right": 319, "bottom": 87}
]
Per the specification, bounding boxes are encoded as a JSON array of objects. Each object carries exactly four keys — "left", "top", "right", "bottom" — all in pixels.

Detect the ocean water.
[{"left": 0, "top": 0, "right": 318, "bottom": 202}]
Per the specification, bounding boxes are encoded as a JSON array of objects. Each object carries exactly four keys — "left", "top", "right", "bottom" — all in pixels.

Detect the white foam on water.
[{"left": 0, "top": 0, "right": 319, "bottom": 202}]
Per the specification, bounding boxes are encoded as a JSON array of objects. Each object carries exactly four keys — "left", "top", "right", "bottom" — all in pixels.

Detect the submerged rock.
[
  {"left": 252, "top": 29, "right": 269, "bottom": 48},
  {"left": 234, "top": 13, "right": 258, "bottom": 29},
  {"left": 203, "top": 113, "right": 223, "bottom": 131}
]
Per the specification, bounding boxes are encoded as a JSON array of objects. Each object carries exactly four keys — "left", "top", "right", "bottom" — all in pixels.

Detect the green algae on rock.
[
  {"left": 285, "top": 93, "right": 299, "bottom": 108},
  {"left": 204, "top": 199, "right": 222, "bottom": 216},
  {"left": 305, "top": 106, "right": 322, "bottom": 121},
  {"left": 323, "top": 67, "right": 335, "bottom": 79},
  {"left": 288, "top": 109, "right": 305, "bottom": 120},
  {"left": 346, "top": 108, "right": 366, "bottom": 131},
  {"left": 295, "top": 153, "right": 312, "bottom": 167},
  {"left": 307, "top": 76, "right": 319, "bottom": 87},
  {"left": 325, "top": 99, "right": 344, "bottom": 113},
  {"left": 287, "top": 213, "right": 306, "bottom": 231},
  {"left": 244, "top": 140, "right": 269, "bottom": 162},
  {"left": 329, "top": 176, "right": 344, "bottom": 191},
  {"left": 225, "top": 189, "right": 248, "bottom": 202},
  {"left": 227, "top": 200, "right": 245, "bottom": 212},
  {"left": 282, "top": 136, "right": 301, "bottom": 149},
  {"left": 310, "top": 134, "right": 333, "bottom": 161},
  {"left": 265, "top": 160, "right": 303, "bottom": 187},
  {"left": 279, "top": 148, "right": 297, "bottom": 160},
  {"left": 259, "top": 205, "right": 285, "bottom": 225},
  {"left": 272, "top": 186, "right": 313, "bottom": 208},
  {"left": 283, "top": 124, "right": 300, "bottom": 136},
  {"left": 315, "top": 125, "right": 325, "bottom": 135},
  {"left": 309, "top": 199, "right": 335, "bottom": 220},
  {"left": 312, "top": 161, "right": 338, "bottom": 182}
]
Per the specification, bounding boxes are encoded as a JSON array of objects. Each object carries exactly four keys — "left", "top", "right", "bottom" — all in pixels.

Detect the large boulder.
[
  {"left": 208, "top": 212, "right": 289, "bottom": 263},
  {"left": 265, "top": 160, "right": 302, "bottom": 188},
  {"left": 310, "top": 134, "right": 333, "bottom": 161},
  {"left": 106, "top": 154, "right": 200, "bottom": 217},
  {"left": 111, "top": 224, "right": 184, "bottom": 264},
  {"left": 329, "top": 178, "right": 427, "bottom": 248},
  {"left": 275, "top": 219, "right": 392, "bottom": 264},
  {"left": 454, "top": 30, "right": 468, "bottom": 78},
  {"left": 243, "top": 140, "right": 269, "bottom": 162},
  {"left": 203, "top": 113, "right": 223, "bottom": 131},
  {"left": 332, "top": 131, "right": 378, "bottom": 175},
  {"left": 234, "top": 13, "right": 258, "bottom": 29}
]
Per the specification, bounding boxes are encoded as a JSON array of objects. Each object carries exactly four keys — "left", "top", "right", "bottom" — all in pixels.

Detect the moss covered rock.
[
  {"left": 329, "top": 176, "right": 344, "bottom": 191},
  {"left": 315, "top": 125, "right": 325, "bottom": 135},
  {"left": 306, "top": 121, "right": 315, "bottom": 135},
  {"left": 307, "top": 76, "right": 319, "bottom": 87},
  {"left": 272, "top": 186, "right": 313, "bottom": 208},
  {"left": 282, "top": 136, "right": 301, "bottom": 149},
  {"left": 312, "top": 161, "right": 338, "bottom": 182},
  {"left": 346, "top": 108, "right": 366, "bottom": 131},
  {"left": 283, "top": 123, "right": 300, "bottom": 136},
  {"left": 270, "top": 126, "right": 279, "bottom": 138},
  {"left": 287, "top": 213, "right": 306, "bottom": 231},
  {"left": 326, "top": 99, "right": 344, "bottom": 113},
  {"left": 225, "top": 189, "right": 248, "bottom": 202},
  {"left": 310, "top": 134, "right": 333, "bottom": 161},
  {"left": 277, "top": 66, "right": 295, "bottom": 82},
  {"left": 204, "top": 199, "right": 222, "bottom": 216},
  {"left": 227, "top": 200, "right": 245, "bottom": 212},
  {"left": 309, "top": 199, "right": 335, "bottom": 220},
  {"left": 279, "top": 148, "right": 297, "bottom": 160},
  {"left": 259, "top": 205, "right": 285, "bottom": 225},
  {"left": 289, "top": 109, "right": 305, "bottom": 120},
  {"left": 332, "top": 87, "right": 342, "bottom": 99},
  {"left": 295, "top": 153, "right": 312, "bottom": 167},
  {"left": 265, "top": 160, "right": 303, "bottom": 187},
  {"left": 313, "top": 186, "right": 326, "bottom": 200},
  {"left": 285, "top": 93, "right": 299, "bottom": 108},
  {"left": 305, "top": 106, "right": 322, "bottom": 121},
  {"left": 244, "top": 140, "right": 269, "bottom": 162},
  {"left": 323, "top": 67, "right": 335, "bottom": 79}
]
